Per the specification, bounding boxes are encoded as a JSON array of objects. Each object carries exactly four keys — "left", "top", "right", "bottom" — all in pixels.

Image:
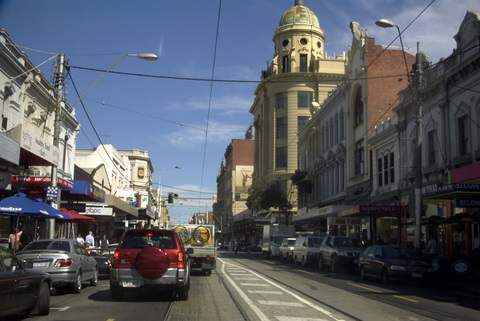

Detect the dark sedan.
[
  {"left": 0, "top": 248, "right": 51, "bottom": 318},
  {"left": 359, "top": 245, "right": 435, "bottom": 284},
  {"left": 90, "top": 249, "right": 115, "bottom": 277}
]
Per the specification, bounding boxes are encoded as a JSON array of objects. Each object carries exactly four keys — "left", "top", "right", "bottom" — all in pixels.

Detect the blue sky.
[{"left": 0, "top": 0, "right": 477, "bottom": 223}]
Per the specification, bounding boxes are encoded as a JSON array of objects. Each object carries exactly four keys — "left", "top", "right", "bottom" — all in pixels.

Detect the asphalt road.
[{"left": 16, "top": 251, "right": 480, "bottom": 321}]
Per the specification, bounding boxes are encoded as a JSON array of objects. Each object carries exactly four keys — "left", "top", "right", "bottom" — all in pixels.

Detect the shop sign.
[
  {"left": 450, "top": 259, "right": 472, "bottom": 275},
  {"left": 424, "top": 183, "right": 480, "bottom": 197},
  {"left": 85, "top": 206, "right": 113, "bottom": 216},
  {"left": 454, "top": 198, "right": 480, "bottom": 208},
  {"left": 61, "top": 203, "right": 86, "bottom": 212},
  {"left": 359, "top": 205, "right": 400, "bottom": 213},
  {"left": 137, "top": 167, "right": 145, "bottom": 179},
  {"left": 21, "top": 127, "right": 59, "bottom": 166}
]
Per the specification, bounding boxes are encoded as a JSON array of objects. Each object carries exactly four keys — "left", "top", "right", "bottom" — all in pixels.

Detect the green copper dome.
[{"left": 279, "top": 0, "right": 320, "bottom": 28}]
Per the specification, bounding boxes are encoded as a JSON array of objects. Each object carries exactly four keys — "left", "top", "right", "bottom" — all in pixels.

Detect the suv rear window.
[{"left": 122, "top": 230, "right": 177, "bottom": 250}]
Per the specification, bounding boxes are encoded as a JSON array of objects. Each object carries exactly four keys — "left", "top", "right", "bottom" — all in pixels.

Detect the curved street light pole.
[
  {"left": 71, "top": 52, "right": 158, "bottom": 108},
  {"left": 48, "top": 52, "right": 157, "bottom": 238},
  {"left": 376, "top": 19, "right": 423, "bottom": 252}
]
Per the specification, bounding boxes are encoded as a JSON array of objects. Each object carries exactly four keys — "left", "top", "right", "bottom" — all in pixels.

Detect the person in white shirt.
[
  {"left": 85, "top": 231, "right": 95, "bottom": 248},
  {"left": 76, "top": 233, "right": 85, "bottom": 246}
]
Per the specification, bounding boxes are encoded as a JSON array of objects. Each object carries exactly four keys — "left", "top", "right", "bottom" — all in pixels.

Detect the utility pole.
[
  {"left": 48, "top": 53, "right": 65, "bottom": 238},
  {"left": 414, "top": 43, "right": 424, "bottom": 252}
]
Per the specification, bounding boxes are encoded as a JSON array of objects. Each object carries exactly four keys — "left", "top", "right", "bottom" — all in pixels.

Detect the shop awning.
[
  {"left": 59, "top": 208, "right": 97, "bottom": 224},
  {"left": 61, "top": 180, "right": 105, "bottom": 202}
]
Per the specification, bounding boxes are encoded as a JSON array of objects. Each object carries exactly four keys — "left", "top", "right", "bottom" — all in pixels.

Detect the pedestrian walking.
[{"left": 77, "top": 233, "right": 85, "bottom": 246}]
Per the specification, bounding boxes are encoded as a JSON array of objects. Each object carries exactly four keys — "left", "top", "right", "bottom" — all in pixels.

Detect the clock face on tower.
[{"left": 300, "top": 38, "right": 308, "bottom": 45}]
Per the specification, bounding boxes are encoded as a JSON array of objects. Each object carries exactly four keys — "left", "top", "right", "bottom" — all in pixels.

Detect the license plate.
[
  {"left": 122, "top": 280, "right": 144, "bottom": 287},
  {"left": 411, "top": 273, "right": 423, "bottom": 278},
  {"left": 33, "top": 262, "right": 49, "bottom": 268}
]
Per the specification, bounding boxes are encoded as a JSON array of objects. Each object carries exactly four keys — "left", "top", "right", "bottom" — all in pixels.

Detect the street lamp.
[
  {"left": 376, "top": 19, "right": 423, "bottom": 252},
  {"left": 157, "top": 166, "right": 181, "bottom": 228},
  {"left": 48, "top": 52, "right": 157, "bottom": 238},
  {"left": 71, "top": 52, "right": 158, "bottom": 107}
]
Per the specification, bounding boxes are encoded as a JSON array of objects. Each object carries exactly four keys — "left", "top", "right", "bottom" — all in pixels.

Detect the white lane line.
[
  {"left": 50, "top": 307, "right": 71, "bottom": 311},
  {"left": 258, "top": 300, "right": 304, "bottom": 307},
  {"left": 219, "top": 258, "right": 347, "bottom": 321},
  {"left": 230, "top": 273, "right": 253, "bottom": 276},
  {"left": 248, "top": 290, "right": 283, "bottom": 294},
  {"left": 220, "top": 261, "right": 270, "bottom": 321},
  {"left": 234, "top": 277, "right": 262, "bottom": 280},
  {"left": 240, "top": 283, "right": 271, "bottom": 286},
  {"left": 275, "top": 317, "right": 329, "bottom": 321}
]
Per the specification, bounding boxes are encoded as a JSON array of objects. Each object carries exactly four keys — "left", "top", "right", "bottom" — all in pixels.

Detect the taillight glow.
[
  {"left": 177, "top": 252, "right": 185, "bottom": 269},
  {"left": 53, "top": 258, "right": 73, "bottom": 268}
]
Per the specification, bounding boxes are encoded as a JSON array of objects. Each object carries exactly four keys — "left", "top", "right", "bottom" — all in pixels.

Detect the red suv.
[{"left": 109, "top": 229, "right": 193, "bottom": 301}]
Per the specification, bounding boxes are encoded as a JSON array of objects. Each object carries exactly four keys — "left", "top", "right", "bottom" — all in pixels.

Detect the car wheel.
[
  {"left": 72, "top": 272, "right": 82, "bottom": 293},
  {"left": 330, "top": 256, "right": 337, "bottom": 273},
  {"left": 90, "top": 267, "right": 98, "bottom": 286},
  {"left": 177, "top": 277, "right": 190, "bottom": 301},
  {"left": 360, "top": 265, "right": 367, "bottom": 280},
  {"left": 301, "top": 256, "right": 306, "bottom": 267},
  {"left": 318, "top": 256, "right": 324, "bottom": 270},
  {"left": 381, "top": 268, "right": 389, "bottom": 284},
  {"left": 111, "top": 285, "right": 124, "bottom": 301},
  {"left": 35, "top": 282, "right": 50, "bottom": 316}
]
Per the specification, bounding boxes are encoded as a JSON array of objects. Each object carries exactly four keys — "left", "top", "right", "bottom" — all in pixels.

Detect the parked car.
[
  {"left": 319, "top": 236, "right": 365, "bottom": 272},
  {"left": 293, "top": 235, "right": 324, "bottom": 266},
  {"left": 90, "top": 249, "right": 115, "bottom": 277},
  {"left": 0, "top": 248, "right": 51, "bottom": 318},
  {"left": 110, "top": 228, "right": 193, "bottom": 301},
  {"left": 243, "top": 242, "right": 262, "bottom": 253},
  {"left": 279, "top": 237, "right": 296, "bottom": 262},
  {"left": 359, "top": 245, "right": 435, "bottom": 284},
  {"left": 16, "top": 239, "right": 98, "bottom": 294}
]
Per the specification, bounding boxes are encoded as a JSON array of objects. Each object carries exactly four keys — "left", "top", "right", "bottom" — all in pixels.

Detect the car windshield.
[
  {"left": 287, "top": 239, "right": 296, "bottom": 246},
  {"left": 122, "top": 231, "right": 177, "bottom": 249},
  {"left": 384, "top": 247, "right": 420, "bottom": 259},
  {"left": 333, "top": 237, "right": 363, "bottom": 247},
  {"left": 22, "top": 240, "right": 70, "bottom": 252},
  {"left": 308, "top": 237, "right": 323, "bottom": 247}
]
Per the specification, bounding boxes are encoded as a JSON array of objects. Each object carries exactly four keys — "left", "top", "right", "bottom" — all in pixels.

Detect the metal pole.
[
  {"left": 48, "top": 53, "right": 65, "bottom": 239},
  {"left": 414, "top": 42, "right": 423, "bottom": 252}
]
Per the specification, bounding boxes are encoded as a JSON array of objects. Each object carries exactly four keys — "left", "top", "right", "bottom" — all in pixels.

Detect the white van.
[{"left": 292, "top": 235, "right": 324, "bottom": 266}]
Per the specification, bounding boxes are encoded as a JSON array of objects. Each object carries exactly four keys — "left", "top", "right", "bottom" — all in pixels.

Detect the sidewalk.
[{"left": 433, "top": 273, "right": 480, "bottom": 297}]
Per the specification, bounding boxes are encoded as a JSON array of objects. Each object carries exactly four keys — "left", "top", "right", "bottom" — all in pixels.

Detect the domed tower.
[
  {"left": 249, "top": 0, "right": 345, "bottom": 221},
  {"left": 272, "top": 0, "right": 325, "bottom": 74}
]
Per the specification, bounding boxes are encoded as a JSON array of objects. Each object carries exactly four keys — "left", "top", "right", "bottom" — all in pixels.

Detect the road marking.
[
  {"left": 231, "top": 273, "right": 252, "bottom": 276},
  {"left": 347, "top": 283, "right": 383, "bottom": 293},
  {"left": 276, "top": 317, "right": 329, "bottom": 321},
  {"left": 348, "top": 283, "right": 420, "bottom": 303},
  {"left": 235, "top": 277, "right": 262, "bottom": 280},
  {"left": 258, "top": 300, "right": 304, "bottom": 307},
  {"left": 240, "top": 283, "right": 271, "bottom": 286},
  {"left": 220, "top": 262, "right": 270, "bottom": 321},
  {"left": 50, "top": 307, "right": 71, "bottom": 311},
  {"left": 248, "top": 290, "right": 284, "bottom": 294},
  {"left": 296, "top": 269, "right": 313, "bottom": 274},
  {"left": 393, "top": 295, "right": 419, "bottom": 303},
  {"left": 219, "top": 259, "right": 347, "bottom": 321}
]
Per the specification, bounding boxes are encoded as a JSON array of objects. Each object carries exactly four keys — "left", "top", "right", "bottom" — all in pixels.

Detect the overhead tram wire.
[
  {"left": 195, "top": 0, "right": 223, "bottom": 213},
  {"left": 67, "top": 70, "right": 132, "bottom": 184}
]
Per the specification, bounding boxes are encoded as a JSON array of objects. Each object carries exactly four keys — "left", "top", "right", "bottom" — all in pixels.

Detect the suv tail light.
[
  {"left": 169, "top": 251, "right": 186, "bottom": 269},
  {"left": 53, "top": 258, "right": 73, "bottom": 268}
]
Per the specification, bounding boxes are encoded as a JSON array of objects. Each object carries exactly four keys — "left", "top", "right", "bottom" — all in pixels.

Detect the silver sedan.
[{"left": 16, "top": 239, "right": 98, "bottom": 294}]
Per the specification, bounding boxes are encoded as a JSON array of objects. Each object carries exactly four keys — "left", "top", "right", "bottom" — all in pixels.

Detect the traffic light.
[{"left": 167, "top": 193, "right": 174, "bottom": 203}]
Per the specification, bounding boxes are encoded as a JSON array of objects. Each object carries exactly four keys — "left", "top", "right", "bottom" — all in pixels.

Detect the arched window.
[{"left": 354, "top": 88, "right": 364, "bottom": 126}]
